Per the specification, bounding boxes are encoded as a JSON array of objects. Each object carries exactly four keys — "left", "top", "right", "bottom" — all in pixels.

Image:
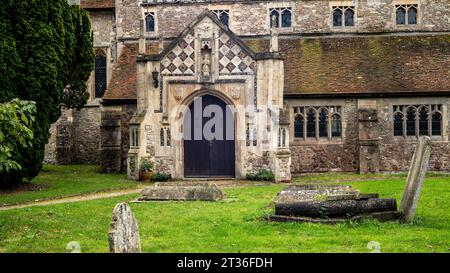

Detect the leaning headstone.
[
  {"left": 400, "top": 136, "right": 432, "bottom": 223},
  {"left": 138, "top": 183, "right": 225, "bottom": 201},
  {"left": 108, "top": 202, "right": 141, "bottom": 253}
]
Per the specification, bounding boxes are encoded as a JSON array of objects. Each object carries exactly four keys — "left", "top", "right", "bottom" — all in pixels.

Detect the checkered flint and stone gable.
[
  {"left": 219, "top": 29, "right": 256, "bottom": 74},
  {"left": 161, "top": 31, "right": 195, "bottom": 75}
]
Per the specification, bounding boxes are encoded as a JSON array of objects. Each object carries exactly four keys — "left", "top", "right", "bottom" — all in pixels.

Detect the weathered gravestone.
[
  {"left": 400, "top": 136, "right": 432, "bottom": 223},
  {"left": 108, "top": 202, "right": 142, "bottom": 253},
  {"left": 138, "top": 183, "right": 225, "bottom": 201}
]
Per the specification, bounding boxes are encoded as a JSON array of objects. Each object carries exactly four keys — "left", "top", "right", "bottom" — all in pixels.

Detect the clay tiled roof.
[
  {"left": 104, "top": 34, "right": 450, "bottom": 101},
  {"left": 246, "top": 34, "right": 450, "bottom": 96},
  {"left": 80, "top": 0, "right": 115, "bottom": 9},
  {"left": 103, "top": 43, "right": 159, "bottom": 101}
]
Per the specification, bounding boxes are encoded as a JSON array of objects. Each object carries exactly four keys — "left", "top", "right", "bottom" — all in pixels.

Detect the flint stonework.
[
  {"left": 108, "top": 202, "right": 141, "bottom": 253},
  {"left": 400, "top": 136, "right": 432, "bottom": 223}
]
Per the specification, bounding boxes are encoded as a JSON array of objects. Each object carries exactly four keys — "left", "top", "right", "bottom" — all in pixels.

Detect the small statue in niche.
[{"left": 201, "top": 53, "right": 211, "bottom": 79}]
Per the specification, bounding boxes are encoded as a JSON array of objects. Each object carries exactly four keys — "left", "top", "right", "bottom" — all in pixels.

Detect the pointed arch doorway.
[{"left": 183, "top": 95, "right": 235, "bottom": 178}]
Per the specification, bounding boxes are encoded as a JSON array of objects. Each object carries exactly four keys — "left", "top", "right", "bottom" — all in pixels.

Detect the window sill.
[
  {"left": 291, "top": 138, "right": 344, "bottom": 146},
  {"left": 392, "top": 135, "right": 445, "bottom": 142}
]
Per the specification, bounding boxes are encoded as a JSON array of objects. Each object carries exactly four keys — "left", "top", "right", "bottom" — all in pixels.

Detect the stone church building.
[{"left": 45, "top": 0, "right": 450, "bottom": 181}]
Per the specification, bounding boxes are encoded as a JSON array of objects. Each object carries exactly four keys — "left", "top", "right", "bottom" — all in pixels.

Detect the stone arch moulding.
[{"left": 170, "top": 88, "right": 245, "bottom": 180}]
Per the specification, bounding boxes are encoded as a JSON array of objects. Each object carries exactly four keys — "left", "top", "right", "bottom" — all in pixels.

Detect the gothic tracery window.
[
  {"left": 332, "top": 6, "right": 355, "bottom": 27},
  {"left": 396, "top": 4, "right": 418, "bottom": 25},
  {"left": 294, "top": 106, "right": 342, "bottom": 140},
  {"left": 393, "top": 104, "right": 443, "bottom": 137},
  {"left": 212, "top": 10, "right": 229, "bottom": 27},
  {"left": 94, "top": 51, "right": 107, "bottom": 98},
  {"left": 294, "top": 114, "right": 304, "bottom": 138},
  {"left": 270, "top": 7, "right": 292, "bottom": 28},
  {"left": 145, "top": 12, "right": 155, "bottom": 32},
  {"left": 160, "top": 127, "right": 171, "bottom": 147}
]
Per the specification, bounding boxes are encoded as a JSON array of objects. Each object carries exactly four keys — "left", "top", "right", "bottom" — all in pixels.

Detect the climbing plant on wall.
[{"left": 0, "top": 0, "right": 94, "bottom": 187}]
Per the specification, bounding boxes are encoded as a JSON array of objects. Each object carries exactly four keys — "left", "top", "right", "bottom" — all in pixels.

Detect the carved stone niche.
[{"left": 200, "top": 39, "right": 212, "bottom": 82}]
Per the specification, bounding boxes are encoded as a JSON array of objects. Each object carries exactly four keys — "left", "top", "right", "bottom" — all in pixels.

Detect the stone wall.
[
  {"left": 44, "top": 105, "right": 101, "bottom": 165},
  {"left": 287, "top": 98, "right": 359, "bottom": 173},
  {"left": 120, "top": 0, "right": 450, "bottom": 39},
  {"left": 73, "top": 105, "right": 101, "bottom": 164},
  {"left": 287, "top": 97, "right": 450, "bottom": 173},
  {"left": 377, "top": 97, "right": 450, "bottom": 172}
]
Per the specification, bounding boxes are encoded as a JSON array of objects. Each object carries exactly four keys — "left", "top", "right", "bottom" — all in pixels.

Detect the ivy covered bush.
[
  {"left": 246, "top": 169, "right": 275, "bottom": 181},
  {"left": 0, "top": 0, "right": 94, "bottom": 187}
]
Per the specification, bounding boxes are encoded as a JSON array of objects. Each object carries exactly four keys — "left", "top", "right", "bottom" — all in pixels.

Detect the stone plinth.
[
  {"left": 138, "top": 184, "right": 225, "bottom": 201},
  {"left": 269, "top": 185, "right": 399, "bottom": 223}
]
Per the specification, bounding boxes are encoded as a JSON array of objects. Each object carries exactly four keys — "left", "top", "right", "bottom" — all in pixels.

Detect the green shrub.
[
  {"left": 139, "top": 158, "right": 154, "bottom": 172},
  {"left": 152, "top": 172, "right": 172, "bottom": 182},
  {"left": 0, "top": 0, "right": 94, "bottom": 186},
  {"left": 0, "top": 99, "right": 36, "bottom": 177},
  {"left": 246, "top": 169, "right": 274, "bottom": 181}
]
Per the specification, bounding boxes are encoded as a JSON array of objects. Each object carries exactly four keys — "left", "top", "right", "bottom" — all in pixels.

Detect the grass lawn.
[
  {"left": 0, "top": 165, "right": 140, "bottom": 206},
  {"left": 0, "top": 167, "right": 448, "bottom": 253}
]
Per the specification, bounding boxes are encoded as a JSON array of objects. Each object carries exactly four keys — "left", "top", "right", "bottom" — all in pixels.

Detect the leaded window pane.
[
  {"left": 95, "top": 53, "right": 107, "bottom": 98},
  {"left": 333, "top": 8, "right": 343, "bottom": 27},
  {"left": 294, "top": 115, "right": 304, "bottom": 138},
  {"left": 220, "top": 12, "right": 229, "bottom": 27},
  {"left": 396, "top": 6, "right": 406, "bottom": 25},
  {"left": 406, "top": 107, "right": 416, "bottom": 136},
  {"left": 408, "top": 6, "right": 417, "bottom": 24},
  {"left": 393, "top": 112, "right": 403, "bottom": 136},
  {"left": 306, "top": 110, "right": 316, "bottom": 138},
  {"left": 418, "top": 107, "right": 429, "bottom": 136},
  {"left": 246, "top": 126, "right": 250, "bottom": 146},
  {"left": 344, "top": 8, "right": 354, "bottom": 26},
  {"left": 145, "top": 13, "right": 155, "bottom": 32},
  {"left": 166, "top": 128, "right": 171, "bottom": 146},
  {"left": 281, "top": 9, "right": 292, "bottom": 27},
  {"left": 432, "top": 112, "right": 442, "bottom": 136},
  {"left": 319, "top": 109, "right": 328, "bottom": 137},
  {"left": 160, "top": 128, "right": 165, "bottom": 146},
  {"left": 331, "top": 115, "right": 342, "bottom": 137}
]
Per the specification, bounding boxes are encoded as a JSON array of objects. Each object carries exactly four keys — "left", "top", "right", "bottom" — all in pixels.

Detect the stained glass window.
[{"left": 393, "top": 104, "right": 442, "bottom": 137}]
